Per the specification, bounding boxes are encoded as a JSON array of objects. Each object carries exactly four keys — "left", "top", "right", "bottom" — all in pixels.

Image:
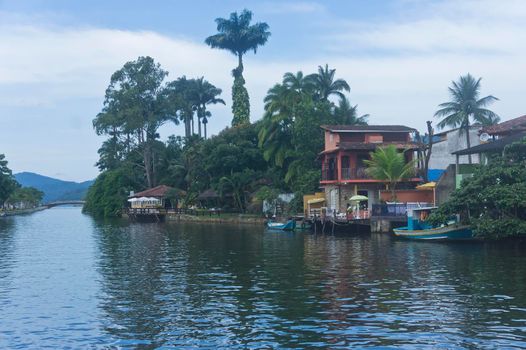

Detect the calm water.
[{"left": 1, "top": 208, "right": 526, "bottom": 349}]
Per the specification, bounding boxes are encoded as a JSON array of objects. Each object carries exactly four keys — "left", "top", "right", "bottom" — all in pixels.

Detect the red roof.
[
  {"left": 320, "top": 142, "right": 420, "bottom": 154},
  {"left": 130, "top": 185, "right": 173, "bottom": 198},
  {"left": 483, "top": 115, "right": 526, "bottom": 136},
  {"left": 321, "top": 125, "right": 415, "bottom": 132}
]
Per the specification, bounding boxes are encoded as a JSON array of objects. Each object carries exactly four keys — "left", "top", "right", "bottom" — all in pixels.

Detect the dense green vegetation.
[
  {"left": 429, "top": 138, "right": 526, "bottom": 239},
  {"left": 84, "top": 54, "right": 366, "bottom": 217},
  {"left": 4, "top": 187, "right": 44, "bottom": 209},
  {"left": 0, "top": 154, "right": 44, "bottom": 209},
  {"left": 0, "top": 154, "right": 18, "bottom": 205},
  {"left": 434, "top": 73, "right": 499, "bottom": 164}
]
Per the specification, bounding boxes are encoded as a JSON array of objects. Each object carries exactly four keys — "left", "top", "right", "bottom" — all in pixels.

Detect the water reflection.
[
  {"left": 1, "top": 208, "right": 525, "bottom": 348},
  {"left": 91, "top": 218, "right": 526, "bottom": 349}
]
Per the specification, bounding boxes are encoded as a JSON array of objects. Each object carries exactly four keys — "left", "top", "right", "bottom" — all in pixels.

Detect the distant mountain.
[{"left": 14, "top": 172, "right": 94, "bottom": 203}]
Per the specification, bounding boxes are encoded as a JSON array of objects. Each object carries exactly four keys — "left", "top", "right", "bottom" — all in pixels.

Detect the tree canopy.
[
  {"left": 429, "top": 137, "right": 526, "bottom": 239},
  {"left": 0, "top": 154, "right": 18, "bottom": 206},
  {"left": 435, "top": 73, "right": 499, "bottom": 164},
  {"left": 363, "top": 145, "right": 416, "bottom": 201},
  {"left": 85, "top": 57, "right": 362, "bottom": 217}
]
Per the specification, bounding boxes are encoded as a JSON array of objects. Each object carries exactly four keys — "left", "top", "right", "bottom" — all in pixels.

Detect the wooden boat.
[
  {"left": 266, "top": 219, "right": 296, "bottom": 231},
  {"left": 393, "top": 207, "right": 474, "bottom": 241}
]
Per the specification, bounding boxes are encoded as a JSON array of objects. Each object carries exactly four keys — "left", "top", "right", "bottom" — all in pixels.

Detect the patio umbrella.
[
  {"left": 349, "top": 195, "right": 368, "bottom": 202},
  {"left": 416, "top": 182, "right": 436, "bottom": 190},
  {"left": 416, "top": 182, "right": 437, "bottom": 206},
  {"left": 307, "top": 198, "right": 325, "bottom": 204},
  {"left": 349, "top": 195, "right": 368, "bottom": 219}
]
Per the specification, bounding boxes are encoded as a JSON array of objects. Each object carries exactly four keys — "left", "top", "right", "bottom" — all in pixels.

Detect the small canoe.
[
  {"left": 266, "top": 219, "right": 296, "bottom": 231},
  {"left": 393, "top": 224, "right": 473, "bottom": 241}
]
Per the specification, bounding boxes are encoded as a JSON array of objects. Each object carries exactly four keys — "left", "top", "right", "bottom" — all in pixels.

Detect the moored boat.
[
  {"left": 393, "top": 207, "right": 474, "bottom": 241},
  {"left": 266, "top": 219, "right": 296, "bottom": 231}
]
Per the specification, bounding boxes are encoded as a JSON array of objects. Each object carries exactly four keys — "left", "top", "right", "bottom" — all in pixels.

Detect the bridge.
[{"left": 44, "top": 200, "right": 86, "bottom": 208}]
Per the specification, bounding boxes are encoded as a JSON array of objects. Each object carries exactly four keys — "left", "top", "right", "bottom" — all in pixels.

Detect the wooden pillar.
[{"left": 337, "top": 151, "right": 342, "bottom": 182}]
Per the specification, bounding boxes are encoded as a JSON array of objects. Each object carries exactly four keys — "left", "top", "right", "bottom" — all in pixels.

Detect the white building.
[{"left": 428, "top": 126, "right": 482, "bottom": 170}]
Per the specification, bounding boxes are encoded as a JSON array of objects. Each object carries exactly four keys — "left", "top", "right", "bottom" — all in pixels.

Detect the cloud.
[
  {"left": 1, "top": 0, "right": 525, "bottom": 180},
  {"left": 328, "top": 0, "right": 526, "bottom": 55}
]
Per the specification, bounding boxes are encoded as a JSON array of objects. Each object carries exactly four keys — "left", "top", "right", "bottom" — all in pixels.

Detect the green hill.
[{"left": 14, "top": 172, "right": 94, "bottom": 203}]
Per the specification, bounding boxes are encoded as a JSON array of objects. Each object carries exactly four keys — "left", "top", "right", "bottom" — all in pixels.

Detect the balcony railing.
[
  {"left": 322, "top": 168, "right": 338, "bottom": 181},
  {"left": 341, "top": 167, "right": 371, "bottom": 180},
  {"left": 322, "top": 167, "right": 371, "bottom": 181}
]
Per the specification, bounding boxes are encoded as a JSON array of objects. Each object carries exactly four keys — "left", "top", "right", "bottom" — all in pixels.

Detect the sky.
[{"left": 1, "top": 0, "right": 525, "bottom": 182}]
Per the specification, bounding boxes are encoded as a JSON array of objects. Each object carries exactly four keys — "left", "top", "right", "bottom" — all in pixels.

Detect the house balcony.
[
  {"left": 341, "top": 167, "right": 370, "bottom": 180},
  {"left": 321, "top": 167, "right": 372, "bottom": 182}
]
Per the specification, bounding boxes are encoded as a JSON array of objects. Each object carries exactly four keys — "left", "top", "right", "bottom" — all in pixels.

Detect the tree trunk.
[
  {"left": 237, "top": 53, "right": 243, "bottom": 75},
  {"left": 204, "top": 123, "right": 207, "bottom": 139},
  {"left": 184, "top": 117, "right": 191, "bottom": 138},
  {"left": 197, "top": 109, "right": 202, "bottom": 138},
  {"left": 191, "top": 116, "right": 195, "bottom": 135},
  {"left": 465, "top": 122, "right": 472, "bottom": 164},
  {"left": 143, "top": 142, "right": 154, "bottom": 188},
  {"left": 423, "top": 121, "right": 434, "bottom": 182},
  {"left": 391, "top": 182, "right": 397, "bottom": 202}
]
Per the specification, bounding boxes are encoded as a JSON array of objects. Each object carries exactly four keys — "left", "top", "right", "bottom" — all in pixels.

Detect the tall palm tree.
[
  {"left": 258, "top": 83, "right": 295, "bottom": 167},
  {"left": 364, "top": 145, "right": 416, "bottom": 201},
  {"left": 205, "top": 9, "right": 270, "bottom": 126},
  {"left": 283, "top": 71, "right": 312, "bottom": 94},
  {"left": 435, "top": 74, "right": 499, "bottom": 164},
  {"left": 307, "top": 64, "right": 350, "bottom": 101},
  {"left": 193, "top": 77, "right": 225, "bottom": 138},
  {"left": 205, "top": 9, "right": 270, "bottom": 75},
  {"left": 334, "top": 97, "right": 368, "bottom": 125},
  {"left": 202, "top": 111, "right": 212, "bottom": 139},
  {"left": 165, "top": 76, "right": 195, "bottom": 138}
]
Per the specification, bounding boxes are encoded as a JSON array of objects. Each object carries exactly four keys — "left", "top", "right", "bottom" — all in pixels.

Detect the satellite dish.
[{"left": 480, "top": 133, "right": 490, "bottom": 142}]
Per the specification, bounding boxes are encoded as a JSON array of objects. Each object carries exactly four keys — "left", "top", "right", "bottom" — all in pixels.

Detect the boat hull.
[
  {"left": 266, "top": 220, "right": 296, "bottom": 231},
  {"left": 393, "top": 225, "right": 473, "bottom": 241}
]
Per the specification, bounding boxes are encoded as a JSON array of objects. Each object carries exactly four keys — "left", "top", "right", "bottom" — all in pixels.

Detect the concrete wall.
[
  {"left": 436, "top": 164, "right": 456, "bottom": 205},
  {"left": 429, "top": 127, "right": 481, "bottom": 169},
  {"left": 379, "top": 190, "right": 433, "bottom": 203},
  {"left": 324, "top": 183, "right": 383, "bottom": 213}
]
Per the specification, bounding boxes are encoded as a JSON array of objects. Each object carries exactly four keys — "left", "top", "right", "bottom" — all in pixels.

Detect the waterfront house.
[
  {"left": 128, "top": 185, "right": 174, "bottom": 209},
  {"left": 452, "top": 115, "right": 526, "bottom": 188},
  {"left": 319, "top": 125, "right": 421, "bottom": 216}
]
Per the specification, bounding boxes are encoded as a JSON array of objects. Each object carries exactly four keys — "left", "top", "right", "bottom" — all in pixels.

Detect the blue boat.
[
  {"left": 266, "top": 219, "right": 296, "bottom": 231},
  {"left": 393, "top": 207, "right": 474, "bottom": 241}
]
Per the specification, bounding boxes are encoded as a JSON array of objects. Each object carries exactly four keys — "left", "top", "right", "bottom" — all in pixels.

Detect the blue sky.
[{"left": 1, "top": 0, "right": 525, "bottom": 181}]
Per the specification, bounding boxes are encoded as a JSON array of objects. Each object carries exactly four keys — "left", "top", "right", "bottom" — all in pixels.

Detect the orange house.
[{"left": 319, "top": 125, "right": 421, "bottom": 214}]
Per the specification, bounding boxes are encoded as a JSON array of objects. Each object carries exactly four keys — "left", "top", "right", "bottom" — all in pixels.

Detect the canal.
[{"left": 1, "top": 207, "right": 525, "bottom": 349}]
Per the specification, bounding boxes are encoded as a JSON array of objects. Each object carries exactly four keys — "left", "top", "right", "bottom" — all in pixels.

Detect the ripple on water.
[{"left": 0, "top": 210, "right": 526, "bottom": 348}]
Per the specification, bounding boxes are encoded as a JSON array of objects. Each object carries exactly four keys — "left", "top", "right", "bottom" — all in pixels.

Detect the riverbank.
[
  {"left": 166, "top": 213, "right": 267, "bottom": 225},
  {"left": 1, "top": 206, "right": 47, "bottom": 217}
]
